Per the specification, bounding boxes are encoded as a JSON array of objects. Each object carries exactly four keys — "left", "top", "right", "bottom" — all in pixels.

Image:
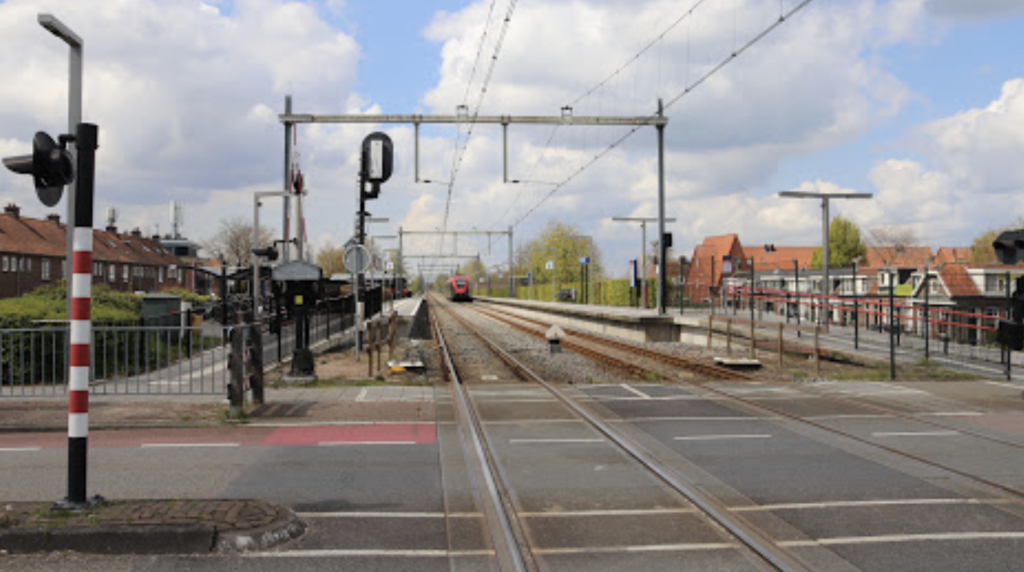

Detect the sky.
[{"left": 1, "top": 0, "right": 1023, "bottom": 278}]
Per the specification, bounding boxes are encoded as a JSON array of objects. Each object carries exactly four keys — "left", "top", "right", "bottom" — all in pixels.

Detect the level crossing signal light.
[
  {"left": 2, "top": 131, "right": 74, "bottom": 207},
  {"left": 994, "top": 230, "right": 1024, "bottom": 351},
  {"left": 252, "top": 246, "right": 279, "bottom": 261},
  {"left": 993, "top": 230, "right": 1024, "bottom": 265}
]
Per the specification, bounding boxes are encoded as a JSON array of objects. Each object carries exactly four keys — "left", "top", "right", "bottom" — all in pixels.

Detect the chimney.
[
  {"left": 47, "top": 213, "right": 61, "bottom": 225},
  {"left": 131, "top": 228, "right": 142, "bottom": 238},
  {"left": 4, "top": 203, "right": 20, "bottom": 220},
  {"left": 106, "top": 224, "right": 117, "bottom": 234}
]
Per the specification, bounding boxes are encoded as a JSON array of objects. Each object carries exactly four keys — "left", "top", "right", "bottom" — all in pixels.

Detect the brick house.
[{"left": 0, "top": 203, "right": 200, "bottom": 300}]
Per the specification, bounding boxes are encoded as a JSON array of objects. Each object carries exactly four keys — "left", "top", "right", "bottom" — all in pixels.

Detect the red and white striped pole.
[{"left": 62, "top": 123, "right": 101, "bottom": 508}]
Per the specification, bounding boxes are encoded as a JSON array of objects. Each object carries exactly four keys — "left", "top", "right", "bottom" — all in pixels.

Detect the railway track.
[
  {"left": 470, "top": 300, "right": 1024, "bottom": 504},
  {"left": 470, "top": 303, "right": 754, "bottom": 382},
  {"left": 430, "top": 294, "right": 815, "bottom": 571}
]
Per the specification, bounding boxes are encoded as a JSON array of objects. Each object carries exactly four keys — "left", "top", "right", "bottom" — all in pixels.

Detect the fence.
[
  {"left": 722, "top": 284, "right": 1023, "bottom": 373},
  {"left": 0, "top": 301, "right": 356, "bottom": 398}
]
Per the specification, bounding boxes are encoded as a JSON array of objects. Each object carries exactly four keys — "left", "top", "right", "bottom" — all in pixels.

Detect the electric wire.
[
  {"left": 507, "top": 0, "right": 817, "bottom": 231},
  {"left": 442, "top": 0, "right": 519, "bottom": 237}
]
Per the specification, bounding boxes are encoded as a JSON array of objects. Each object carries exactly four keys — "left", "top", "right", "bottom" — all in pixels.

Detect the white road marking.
[
  {"left": 247, "top": 549, "right": 494, "bottom": 558},
  {"left": 620, "top": 384, "right": 652, "bottom": 399},
  {"left": 731, "top": 498, "right": 1010, "bottom": 512},
  {"left": 318, "top": 441, "right": 417, "bottom": 446},
  {"left": 781, "top": 531, "right": 1024, "bottom": 547},
  {"left": 354, "top": 388, "right": 369, "bottom": 402},
  {"left": 140, "top": 443, "right": 240, "bottom": 448},
  {"left": 519, "top": 508, "right": 695, "bottom": 517},
  {"left": 509, "top": 438, "right": 604, "bottom": 444},
  {"left": 804, "top": 414, "right": 891, "bottom": 420},
  {"left": 921, "top": 411, "right": 983, "bottom": 417},
  {"left": 610, "top": 416, "right": 765, "bottom": 422},
  {"left": 871, "top": 431, "right": 960, "bottom": 438},
  {"left": 0, "top": 447, "right": 42, "bottom": 452},
  {"left": 298, "top": 511, "right": 448, "bottom": 519},
  {"left": 985, "top": 381, "right": 1021, "bottom": 390},
  {"left": 534, "top": 543, "right": 736, "bottom": 555},
  {"left": 674, "top": 434, "right": 772, "bottom": 441}
]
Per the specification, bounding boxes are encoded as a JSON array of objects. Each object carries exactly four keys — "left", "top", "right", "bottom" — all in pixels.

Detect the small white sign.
[{"left": 545, "top": 260, "right": 555, "bottom": 270}]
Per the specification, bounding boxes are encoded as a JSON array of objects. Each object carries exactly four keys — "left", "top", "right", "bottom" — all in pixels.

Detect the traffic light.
[
  {"left": 993, "top": 230, "right": 1024, "bottom": 265},
  {"left": 252, "top": 247, "right": 279, "bottom": 261},
  {"left": 2, "top": 131, "right": 74, "bottom": 207}
]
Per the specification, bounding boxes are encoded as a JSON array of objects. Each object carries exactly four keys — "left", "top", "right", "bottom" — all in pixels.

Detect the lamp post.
[
  {"left": 38, "top": 14, "right": 82, "bottom": 325},
  {"left": 778, "top": 190, "right": 873, "bottom": 328},
  {"left": 568, "top": 234, "right": 593, "bottom": 304},
  {"left": 612, "top": 216, "right": 676, "bottom": 311}
]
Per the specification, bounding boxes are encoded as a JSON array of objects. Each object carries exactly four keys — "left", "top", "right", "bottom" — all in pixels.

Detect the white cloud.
[{"left": 917, "top": 78, "right": 1024, "bottom": 194}]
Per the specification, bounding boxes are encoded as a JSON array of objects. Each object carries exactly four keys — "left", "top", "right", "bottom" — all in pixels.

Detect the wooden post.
[
  {"left": 389, "top": 313, "right": 396, "bottom": 361},
  {"left": 726, "top": 319, "right": 733, "bottom": 356},
  {"left": 777, "top": 323, "right": 783, "bottom": 368},
  {"left": 814, "top": 326, "right": 821, "bottom": 377},
  {"left": 707, "top": 316, "right": 714, "bottom": 349},
  {"left": 368, "top": 319, "right": 375, "bottom": 377},
  {"left": 750, "top": 319, "right": 756, "bottom": 359},
  {"left": 376, "top": 318, "right": 382, "bottom": 373}
]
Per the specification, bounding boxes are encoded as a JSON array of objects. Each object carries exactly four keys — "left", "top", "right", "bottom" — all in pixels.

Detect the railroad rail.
[
  {"left": 471, "top": 300, "right": 1024, "bottom": 504},
  {"left": 472, "top": 304, "right": 754, "bottom": 381},
  {"left": 429, "top": 294, "right": 814, "bottom": 572}
]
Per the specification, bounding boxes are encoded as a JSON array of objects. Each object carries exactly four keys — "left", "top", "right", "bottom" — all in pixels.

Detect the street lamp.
[
  {"left": 778, "top": 190, "right": 872, "bottom": 327},
  {"left": 38, "top": 14, "right": 82, "bottom": 324},
  {"left": 612, "top": 216, "right": 676, "bottom": 311}
]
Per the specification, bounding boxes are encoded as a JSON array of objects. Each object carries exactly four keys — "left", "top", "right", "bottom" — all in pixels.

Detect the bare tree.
[
  {"left": 867, "top": 225, "right": 920, "bottom": 266},
  {"left": 201, "top": 216, "right": 275, "bottom": 266}
]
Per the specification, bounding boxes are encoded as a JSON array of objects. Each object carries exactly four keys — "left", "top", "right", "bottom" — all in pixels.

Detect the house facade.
[{"left": 0, "top": 204, "right": 213, "bottom": 300}]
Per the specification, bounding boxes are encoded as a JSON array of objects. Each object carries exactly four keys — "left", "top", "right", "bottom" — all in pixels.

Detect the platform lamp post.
[
  {"left": 778, "top": 190, "right": 873, "bottom": 329},
  {"left": 852, "top": 256, "right": 862, "bottom": 350}
]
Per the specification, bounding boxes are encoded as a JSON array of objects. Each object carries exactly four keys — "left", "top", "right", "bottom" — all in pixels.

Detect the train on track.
[{"left": 446, "top": 275, "right": 473, "bottom": 302}]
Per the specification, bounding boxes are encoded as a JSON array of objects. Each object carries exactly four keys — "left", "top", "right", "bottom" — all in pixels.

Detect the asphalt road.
[{"left": 3, "top": 378, "right": 1024, "bottom": 570}]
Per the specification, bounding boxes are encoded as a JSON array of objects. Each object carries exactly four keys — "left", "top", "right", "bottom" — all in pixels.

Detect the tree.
[
  {"left": 317, "top": 241, "right": 346, "bottom": 276},
  {"left": 201, "top": 216, "right": 275, "bottom": 267},
  {"left": 867, "top": 225, "right": 919, "bottom": 266},
  {"left": 518, "top": 221, "right": 602, "bottom": 288},
  {"left": 809, "top": 216, "right": 867, "bottom": 269},
  {"left": 970, "top": 219, "right": 1024, "bottom": 265}
]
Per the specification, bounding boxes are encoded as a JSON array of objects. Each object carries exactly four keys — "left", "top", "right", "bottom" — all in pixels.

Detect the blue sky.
[{"left": 1, "top": 0, "right": 1024, "bottom": 277}]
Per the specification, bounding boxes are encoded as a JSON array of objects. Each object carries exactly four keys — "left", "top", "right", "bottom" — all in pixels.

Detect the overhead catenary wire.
[
  {"left": 505, "top": 0, "right": 817, "bottom": 231},
  {"left": 441, "top": 0, "right": 519, "bottom": 238}
]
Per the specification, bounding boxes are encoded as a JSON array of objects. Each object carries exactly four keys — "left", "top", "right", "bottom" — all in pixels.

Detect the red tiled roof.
[
  {"left": 935, "top": 247, "right": 971, "bottom": 265},
  {"left": 742, "top": 246, "right": 816, "bottom": 273},
  {"left": 939, "top": 264, "right": 981, "bottom": 298},
  {"left": 863, "top": 246, "right": 934, "bottom": 269}
]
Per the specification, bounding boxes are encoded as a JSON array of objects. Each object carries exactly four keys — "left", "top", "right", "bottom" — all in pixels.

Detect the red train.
[{"left": 446, "top": 275, "right": 473, "bottom": 302}]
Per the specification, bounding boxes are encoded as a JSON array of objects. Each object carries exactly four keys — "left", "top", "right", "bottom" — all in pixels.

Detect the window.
[
  {"left": 1, "top": 256, "right": 7, "bottom": 272},
  {"left": 158, "top": 267, "right": 164, "bottom": 283},
  {"left": 26, "top": 258, "right": 31, "bottom": 272},
  {"left": 42, "top": 259, "right": 51, "bottom": 281},
  {"left": 123, "top": 265, "right": 129, "bottom": 283},
  {"left": 108, "top": 264, "right": 116, "bottom": 282}
]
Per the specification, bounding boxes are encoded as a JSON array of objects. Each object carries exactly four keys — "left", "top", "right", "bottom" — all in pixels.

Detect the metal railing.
[{"left": 0, "top": 304, "right": 357, "bottom": 397}]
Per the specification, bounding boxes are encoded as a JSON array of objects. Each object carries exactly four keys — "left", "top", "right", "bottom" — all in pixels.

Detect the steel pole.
[
  {"left": 640, "top": 222, "right": 647, "bottom": 309},
  {"left": 656, "top": 99, "right": 667, "bottom": 315},
  {"left": 283, "top": 96, "right": 292, "bottom": 262}
]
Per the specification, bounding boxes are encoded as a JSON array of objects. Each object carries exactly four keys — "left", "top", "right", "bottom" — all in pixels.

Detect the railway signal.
[
  {"left": 3, "top": 131, "right": 75, "bottom": 207},
  {"left": 360, "top": 132, "right": 393, "bottom": 201}
]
